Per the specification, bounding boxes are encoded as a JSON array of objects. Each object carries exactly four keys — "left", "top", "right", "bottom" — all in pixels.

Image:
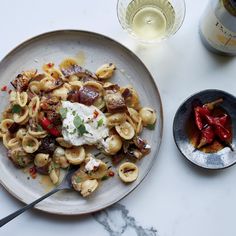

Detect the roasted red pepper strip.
[
  {"left": 205, "top": 114, "right": 231, "bottom": 141},
  {"left": 197, "top": 125, "right": 215, "bottom": 148},
  {"left": 194, "top": 106, "right": 210, "bottom": 130},
  {"left": 40, "top": 117, "right": 61, "bottom": 137}
]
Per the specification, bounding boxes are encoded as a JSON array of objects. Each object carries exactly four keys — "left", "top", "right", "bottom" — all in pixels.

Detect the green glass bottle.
[{"left": 200, "top": 0, "right": 236, "bottom": 56}]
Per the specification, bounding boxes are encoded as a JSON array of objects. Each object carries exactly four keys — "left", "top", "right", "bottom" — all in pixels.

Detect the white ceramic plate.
[{"left": 0, "top": 30, "right": 163, "bottom": 215}]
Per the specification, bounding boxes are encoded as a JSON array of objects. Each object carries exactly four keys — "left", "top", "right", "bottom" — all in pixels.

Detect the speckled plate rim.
[
  {"left": 0, "top": 29, "right": 163, "bottom": 215},
  {"left": 173, "top": 89, "right": 236, "bottom": 170}
]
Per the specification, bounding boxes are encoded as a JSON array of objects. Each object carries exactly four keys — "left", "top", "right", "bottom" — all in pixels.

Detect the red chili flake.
[
  {"left": 29, "top": 166, "right": 37, "bottom": 179},
  {"left": 47, "top": 62, "right": 54, "bottom": 68},
  {"left": 108, "top": 170, "right": 115, "bottom": 177},
  {"left": 1, "top": 85, "right": 7, "bottom": 92},
  {"left": 8, "top": 89, "right": 12, "bottom": 94},
  {"left": 93, "top": 110, "right": 99, "bottom": 119}
]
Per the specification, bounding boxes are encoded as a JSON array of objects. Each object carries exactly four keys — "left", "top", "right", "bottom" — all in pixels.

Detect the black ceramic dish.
[{"left": 173, "top": 89, "right": 236, "bottom": 169}]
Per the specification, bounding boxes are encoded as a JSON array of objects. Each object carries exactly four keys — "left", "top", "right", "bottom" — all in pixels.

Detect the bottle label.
[{"left": 200, "top": 3, "right": 236, "bottom": 54}]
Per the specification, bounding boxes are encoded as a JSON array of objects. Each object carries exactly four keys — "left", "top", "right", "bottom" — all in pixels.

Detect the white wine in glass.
[
  {"left": 126, "top": 0, "right": 175, "bottom": 40},
  {"left": 117, "top": 0, "right": 186, "bottom": 43}
]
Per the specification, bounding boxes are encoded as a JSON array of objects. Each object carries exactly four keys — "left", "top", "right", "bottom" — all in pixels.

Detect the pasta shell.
[
  {"left": 73, "top": 179, "right": 99, "bottom": 197},
  {"left": 0, "top": 119, "right": 14, "bottom": 132},
  {"left": 65, "top": 147, "right": 85, "bottom": 165},
  {"left": 115, "top": 121, "right": 135, "bottom": 140},
  {"left": 104, "top": 134, "right": 122, "bottom": 155},
  {"left": 28, "top": 128, "right": 47, "bottom": 139},
  {"left": 69, "top": 81, "right": 83, "bottom": 90},
  {"left": 9, "top": 91, "right": 17, "bottom": 103},
  {"left": 43, "top": 64, "right": 63, "bottom": 80},
  {"left": 53, "top": 147, "right": 69, "bottom": 169},
  {"left": 16, "top": 92, "right": 28, "bottom": 107},
  {"left": 28, "top": 96, "right": 40, "bottom": 117},
  {"left": 16, "top": 128, "right": 27, "bottom": 140},
  {"left": 40, "top": 75, "right": 63, "bottom": 92},
  {"left": 96, "top": 63, "right": 116, "bottom": 79},
  {"left": 83, "top": 81, "right": 104, "bottom": 96},
  {"left": 23, "top": 69, "right": 37, "bottom": 79},
  {"left": 56, "top": 137, "right": 73, "bottom": 148},
  {"left": 3, "top": 132, "right": 11, "bottom": 148},
  {"left": 9, "top": 147, "right": 32, "bottom": 168},
  {"left": 120, "top": 86, "right": 140, "bottom": 109},
  {"left": 59, "top": 58, "right": 78, "bottom": 70},
  {"left": 84, "top": 154, "right": 108, "bottom": 179},
  {"left": 107, "top": 113, "right": 126, "bottom": 127},
  {"left": 127, "top": 107, "right": 140, "bottom": 123},
  {"left": 34, "top": 153, "right": 49, "bottom": 167},
  {"left": 118, "top": 162, "right": 139, "bottom": 183},
  {"left": 93, "top": 97, "right": 106, "bottom": 110},
  {"left": 68, "top": 74, "right": 80, "bottom": 82},
  {"left": 136, "top": 117, "right": 143, "bottom": 134},
  {"left": 7, "top": 138, "right": 20, "bottom": 149},
  {"left": 13, "top": 106, "right": 29, "bottom": 124},
  {"left": 22, "top": 135, "right": 40, "bottom": 153},
  {"left": 139, "top": 107, "right": 157, "bottom": 126},
  {"left": 29, "top": 81, "right": 42, "bottom": 94},
  {"left": 51, "top": 84, "right": 69, "bottom": 101},
  {"left": 49, "top": 165, "right": 60, "bottom": 185}
]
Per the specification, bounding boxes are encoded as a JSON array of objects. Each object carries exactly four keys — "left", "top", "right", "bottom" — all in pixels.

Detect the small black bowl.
[{"left": 173, "top": 89, "right": 236, "bottom": 170}]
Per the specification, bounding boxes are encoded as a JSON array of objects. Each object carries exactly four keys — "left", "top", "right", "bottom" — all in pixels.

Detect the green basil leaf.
[
  {"left": 73, "top": 115, "right": 83, "bottom": 128},
  {"left": 97, "top": 118, "right": 104, "bottom": 128},
  {"left": 12, "top": 104, "right": 22, "bottom": 114},
  {"left": 37, "top": 124, "right": 43, "bottom": 132},
  {"left": 146, "top": 123, "right": 156, "bottom": 130},
  {"left": 77, "top": 124, "right": 88, "bottom": 136},
  {"left": 59, "top": 108, "right": 68, "bottom": 119}
]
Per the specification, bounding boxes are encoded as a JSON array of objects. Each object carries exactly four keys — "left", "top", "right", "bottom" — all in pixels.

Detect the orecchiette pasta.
[
  {"left": 28, "top": 81, "right": 42, "bottom": 94},
  {"left": 28, "top": 128, "right": 47, "bottom": 139},
  {"left": 28, "top": 96, "right": 40, "bottom": 117},
  {"left": 34, "top": 153, "right": 49, "bottom": 167},
  {"left": 3, "top": 132, "right": 11, "bottom": 149},
  {"left": 22, "top": 135, "right": 40, "bottom": 153},
  {"left": 16, "top": 128, "right": 27, "bottom": 140},
  {"left": 56, "top": 137, "right": 73, "bottom": 148},
  {"left": 16, "top": 92, "right": 28, "bottom": 107},
  {"left": 139, "top": 107, "right": 157, "bottom": 126},
  {"left": 65, "top": 147, "right": 85, "bottom": 165},
  {"left": 0, "top": 119, "right": 14, "bottom": 132},
  {"left": 13, "top": 106, "right": 29, "bottom": 124},
  {"left": 107, "top": 113, "right": 126, "bottom": 127},
  {"left": 7, "top": 138, "right": 20, "bottom": 149},
  {"left": 115, "top": 121, "right": 135, "bottom": 140},
  {"left": 0, "top": 58, "right": 156, "bottom": 198},
  {"left": 104, "top": 134, "right": 122, "bottom": 155}
]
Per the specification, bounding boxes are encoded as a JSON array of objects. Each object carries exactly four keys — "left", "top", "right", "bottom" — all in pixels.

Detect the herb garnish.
[
  {"left": 59, "top": 108, "right": 68, "bottom": 119},
  {"left": 97, "top": 118, "right": 103, "bottom": 128},
  {"left": 77, "top": 124, "right": 88, "bottom": 136},
  {"left": 12, "top": 104, "right": 22, "bottom": 114},
  {"left": 73, "top": 115, "right": 83, "bottom": 128},
  {"left": 146, "top": 123, "right": 156, "bottom": 130},
  {"left": 37, "top": 124, "right": 43, "bottom": 132},
  {"left": 73, "top": 115, "right": 88, "bottom": 136}
]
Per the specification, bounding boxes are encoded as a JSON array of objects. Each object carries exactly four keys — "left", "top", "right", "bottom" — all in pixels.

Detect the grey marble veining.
[{"left": 93, "top": 204, "right": 158, "bottom": 236}]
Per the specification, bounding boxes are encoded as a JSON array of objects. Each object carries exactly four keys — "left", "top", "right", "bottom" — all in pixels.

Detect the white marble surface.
[{"left": 0, "top": 0, "right": 236, "bottom": 236}]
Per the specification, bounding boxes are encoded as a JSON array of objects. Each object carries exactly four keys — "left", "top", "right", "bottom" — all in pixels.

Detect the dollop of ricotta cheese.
[
  {"left": 62, "top": 101, "right": 109, "bottom": 146},
  {"left": 85, "top": 157, "right": 100, "bottom": 172}
]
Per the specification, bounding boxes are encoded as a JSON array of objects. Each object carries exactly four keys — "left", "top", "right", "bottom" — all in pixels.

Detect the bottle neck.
[{"left": 223, "top": 0, "right": 236, "bottom": 16}]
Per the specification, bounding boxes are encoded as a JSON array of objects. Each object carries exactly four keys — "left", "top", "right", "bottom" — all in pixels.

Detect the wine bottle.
[{"left": 200, "top": 0, "right": 236, "bottom": 56}]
